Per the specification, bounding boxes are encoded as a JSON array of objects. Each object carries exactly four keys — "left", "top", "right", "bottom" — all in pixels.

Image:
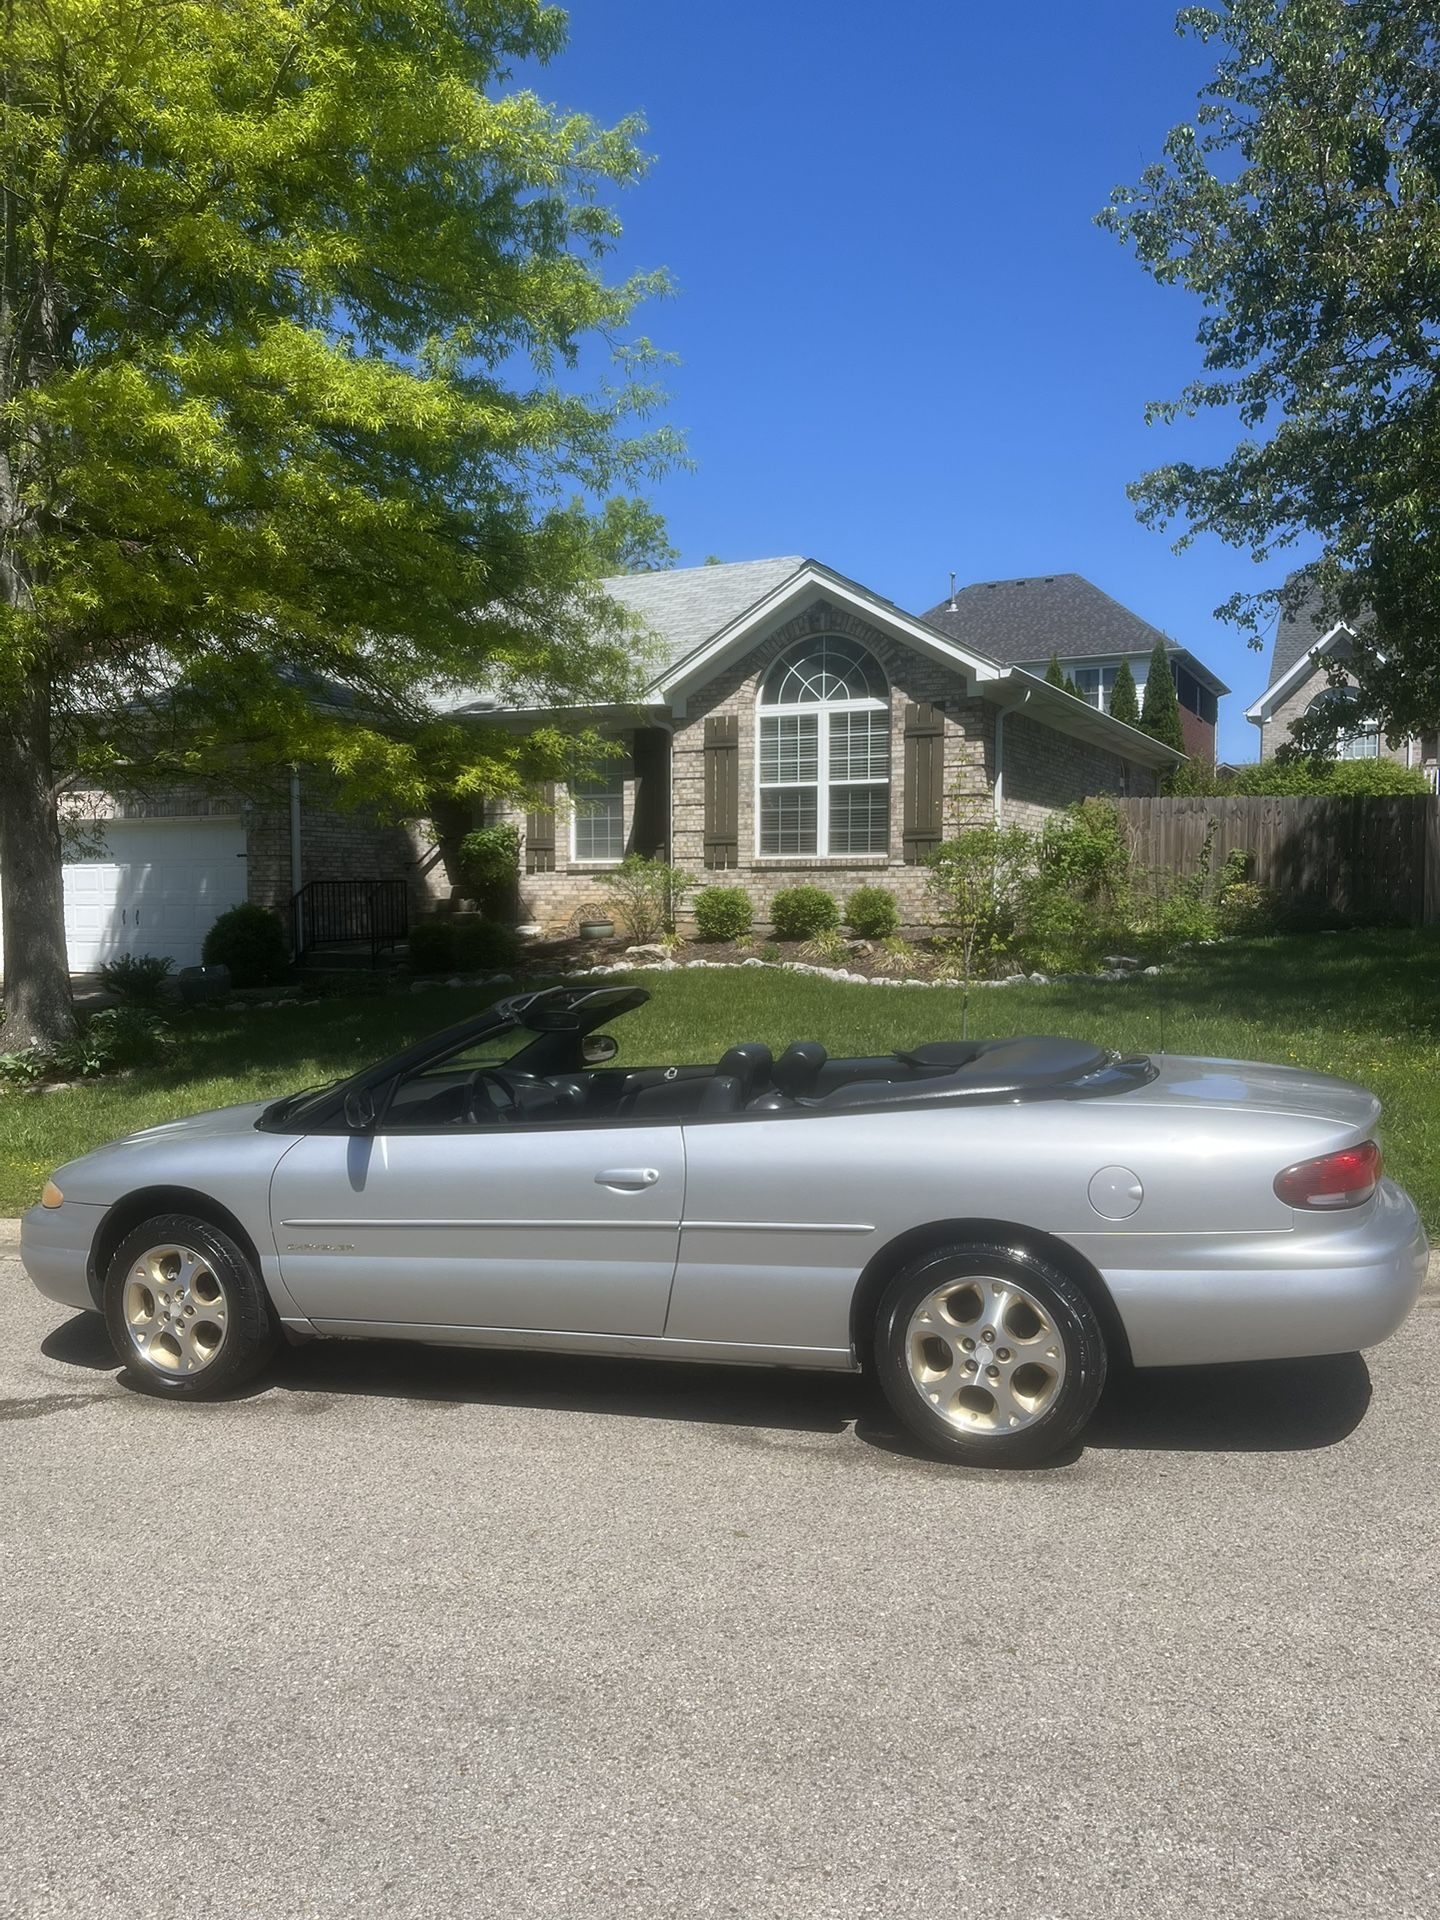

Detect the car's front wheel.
[
  {"left": 103, "top": 1213, "right": 281, "bottom": 1398},
  {"left": 873, "top": 1242, "right": 1107, "bottom": 1466}
]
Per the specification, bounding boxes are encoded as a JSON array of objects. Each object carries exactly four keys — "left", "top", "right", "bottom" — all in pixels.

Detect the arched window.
[
  {"left": 1306, "top": 686, "right": 1379, "bottom": 760},
  {"left": 757, "top": 636, "right": 890, "bottom": 856}
]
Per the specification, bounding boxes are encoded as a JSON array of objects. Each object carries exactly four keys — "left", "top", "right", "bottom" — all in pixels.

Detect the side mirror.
[
  {"left": 582, "top": 1033, "right": 619, "bottom": 1067},
  {"left": 343, "top": 1088, "right": 377, "bottom": 1132}
]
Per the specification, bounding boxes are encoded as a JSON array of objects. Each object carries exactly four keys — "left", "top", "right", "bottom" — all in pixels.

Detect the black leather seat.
[
  {"left": 622, "top": 1072, "right": 744, "bottom": 1118},
  {"left": 715, "top": 1043, "right": 773, "bottom": 1104},
  {"left": 772, "top": 1041, "right": 827, "bottom": 1099}
]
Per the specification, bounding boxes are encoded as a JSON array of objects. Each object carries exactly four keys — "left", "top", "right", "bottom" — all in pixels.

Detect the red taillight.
[{"left": 1274, "top": 1141, "right": 1383, "bottom": 1210}]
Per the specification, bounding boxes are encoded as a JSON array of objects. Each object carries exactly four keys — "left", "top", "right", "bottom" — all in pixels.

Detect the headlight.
[{"left": 40, "top": 1180, "right": 64, "bottom": 1209}]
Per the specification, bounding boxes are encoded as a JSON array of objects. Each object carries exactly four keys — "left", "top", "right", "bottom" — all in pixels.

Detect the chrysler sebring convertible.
[{"left": 21, "top": 985, "right": 1427, "bottom": 1464}]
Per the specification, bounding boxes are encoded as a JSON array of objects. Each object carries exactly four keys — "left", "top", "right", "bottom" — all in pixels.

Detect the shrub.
[
  {"left": 408, "top": 918, "right": 459, "bottom": 973},
  {"left": 1217, "top": 880, "right": 1279, "bottom": 935},
  {"left": 1236, "top": 756, "right": 1432, "bottom": 796},
  {"left": 770, "top": 885, "right": 839, "bottom": 940},
  {"left": 693, "top": 886, "right": 754, "bottom": 941},
  {"left": 846, "top": 885, "right": 899, "bottom": 939},
  {"left": 1169, "top": 756, "right": 1431, "bottom": 798},
  {"left": 800, "top": 928, "right": 849, "bottom": 965},
  {"left": 409, "top": 915, "right": 519, "bottom": 975},
  {"left": 874, "top": 934, "right": 926, "bottom": 976},
  {"left": 457, "top": 823, "right": 520, "bottom": 917},
  {"left": 202, "top": 903, "right": 289, "bottom": 987},
  {"left": 1132, "top": 872, "right": 1220, "bottom": 952},
  {"left": 455, "top": 918, "right": 519, "bottom": 972},
  {"left": 602, "top": 854, "right": 691, "bottom": 945},
  {"left": 1018, "top": 800, "right": 1133, "bottom": 971},
  {"left": 98, "top": 953, "right": 174, "bottom": 1006},
  {"left": 0, "top": 1007, "right": 169, "bottom": 1086},
  {"left": 926, "top": 826, "right": 1032, "bottom": 983}
]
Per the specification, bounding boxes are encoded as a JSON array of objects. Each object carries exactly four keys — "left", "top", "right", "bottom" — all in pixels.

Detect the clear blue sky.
[{"left": 541, "top": 0, "right": 1290, "bottom": 762}]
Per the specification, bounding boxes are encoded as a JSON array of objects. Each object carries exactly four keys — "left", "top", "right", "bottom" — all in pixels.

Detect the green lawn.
[{"left": 3, "top": 927, "right": 1438, "bottom": 1229}]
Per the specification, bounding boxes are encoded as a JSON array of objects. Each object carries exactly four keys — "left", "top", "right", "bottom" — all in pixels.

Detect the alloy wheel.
[
  {"left": 906, "top": 1273, "right": 1068, "bottom": 1435},
  {"left": 122, "top": 1244, "right": 229, "bottom": 1377}
]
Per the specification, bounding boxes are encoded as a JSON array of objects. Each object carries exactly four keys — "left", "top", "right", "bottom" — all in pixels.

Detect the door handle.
[{"left": 595, "top": 1168, "right": 660, "bottom": 1191}]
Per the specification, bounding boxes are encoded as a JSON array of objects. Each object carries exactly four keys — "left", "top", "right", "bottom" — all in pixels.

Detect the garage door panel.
[
  {"left": 1, "top": 820, "right": 250, "bottom": 974},
  {"left": 67, "top": 822, "right": 248, "bottom": 971}
]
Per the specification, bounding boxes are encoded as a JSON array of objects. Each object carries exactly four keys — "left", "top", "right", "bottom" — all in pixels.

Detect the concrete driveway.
[{"left": 3, "top": 1230, "right": 1438, "bottom": 1920}]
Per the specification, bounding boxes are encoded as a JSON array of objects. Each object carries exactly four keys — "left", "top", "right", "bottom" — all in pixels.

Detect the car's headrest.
[
  {"left": 716, "top": 1043, "right": 773, "bottom": 1100},
  {"left": 772, "top": 1040, "right": 827, "bottom": 1096}
]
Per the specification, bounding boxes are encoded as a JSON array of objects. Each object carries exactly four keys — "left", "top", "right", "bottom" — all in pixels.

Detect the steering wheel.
[{"left": 462, "top": 1066, "right": 543, "bottom": 1124}]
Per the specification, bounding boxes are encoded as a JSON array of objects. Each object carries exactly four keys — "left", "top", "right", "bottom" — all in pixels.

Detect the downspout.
[
  {"left": 289, "top": 766, "right": 304, "bottom": 958},
  {"left": 992, "top": 687, "right": 1032, "bottom": 828}
]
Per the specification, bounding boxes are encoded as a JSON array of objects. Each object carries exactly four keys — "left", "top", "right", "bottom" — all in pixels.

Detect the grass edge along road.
[{"left": 2, "top": 928, "right": 1436, "bottom": 1230}]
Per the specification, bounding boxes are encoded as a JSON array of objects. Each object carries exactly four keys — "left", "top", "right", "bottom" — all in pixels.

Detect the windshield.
[{"left": 258, "top": 1015, "right": 557, "bottom": 1131}]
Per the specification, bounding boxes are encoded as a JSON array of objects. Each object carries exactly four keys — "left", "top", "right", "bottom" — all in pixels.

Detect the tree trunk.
[{"left": 0, "top": 674, "right": 75, "bottom": 1050}]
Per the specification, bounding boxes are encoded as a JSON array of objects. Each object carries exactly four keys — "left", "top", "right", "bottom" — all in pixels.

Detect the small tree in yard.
[
  {"left": 1044, "top": 654, "right": 1068, "bottom": 689},
  {"left": 603, "top": 856, "right": 691, "bottom": 945},
  {"left": 926, "top": 826, "right": 1034, "bottom": 1035},
  {"left": 1109, "top": 657, "right": 1142, "bottom": 728},
  {"left": 1140, "top": 641, "right": 1187, "bottom": 755},
  {"left": 0, "top": 1, "right": 677, "bottom": 1048}
]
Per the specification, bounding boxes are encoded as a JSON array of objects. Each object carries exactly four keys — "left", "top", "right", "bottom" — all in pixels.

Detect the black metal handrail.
[{"left": 291, "top": 878, "right": 410, "bottom": 968}]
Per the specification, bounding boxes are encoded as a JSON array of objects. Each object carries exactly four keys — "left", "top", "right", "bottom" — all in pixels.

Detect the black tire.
[
  {"left": 872, "top": 1241, "right": 1107, "bottom": 1466},
  {"left": 103, "top": 1212, "right": 282, "bottom": 1399}
]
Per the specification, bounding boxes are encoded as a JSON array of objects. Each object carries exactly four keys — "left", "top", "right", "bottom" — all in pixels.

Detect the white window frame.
[
  {"left": 569, "top": 766, "right": 626, "bottom": 866},
  {"left": 755, "top": 639, "right": 890, "bottom": 859},
  {"left": 1307, "top": 686, "right": 1380, "bottom": 762}
]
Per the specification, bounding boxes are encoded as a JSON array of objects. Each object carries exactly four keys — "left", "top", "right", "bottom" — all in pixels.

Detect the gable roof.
[
  {"left": 1242, "top": 569, "right": 1360, "bottom": 722},
  {"left": 603, "top": 557, "right": 808, "bottom": 674},
  {"left": 452, "top": 555, "right": 1185, "bottom": 768},
  {"left": 920, "top": 572, "right": 1229, "bottom": 694},
  {"left": 636, "top": 557, "right": 1181, "bottom": 769},
  {"left": 1267, "top": 573, "right": 1356, "bottom": 688}
]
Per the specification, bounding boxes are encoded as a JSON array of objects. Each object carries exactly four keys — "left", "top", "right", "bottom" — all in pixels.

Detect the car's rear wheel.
[
  {"left": 873, "top": 1242, "right": 1107, "bottom": 1466},
  {"left": 103, "top": 1213, "right": 281, "bottom": 1399}
]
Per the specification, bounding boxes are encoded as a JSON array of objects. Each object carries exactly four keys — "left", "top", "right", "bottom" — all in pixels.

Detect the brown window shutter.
[
  {"left": 902, "top": 702, "right": 945, "bottom": 864},
  {"left": 525, "top": 784, "right": 556, "bottom": 873},
  {"left": 703, "top": 714, "right": 739, "bottom": 868}
]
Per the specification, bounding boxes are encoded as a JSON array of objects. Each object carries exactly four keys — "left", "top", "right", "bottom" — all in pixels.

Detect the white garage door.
[
  {"left": 61, "top": 817, "right": 251, "bottom": 975},
  {"left": 59, "top": 819, "right": 250, "bottom": 972}
]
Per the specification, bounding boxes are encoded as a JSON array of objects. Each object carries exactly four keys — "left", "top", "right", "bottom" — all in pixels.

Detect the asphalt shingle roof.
[
  {"left": 604, "top": 556, "right": 806, "bottom": 677},
  {"left": 1268, "top": 573, "right": 1350, "bottom": 688},
  {"left": 920, "top": 573, "right": 1187, "bottom": 671}
]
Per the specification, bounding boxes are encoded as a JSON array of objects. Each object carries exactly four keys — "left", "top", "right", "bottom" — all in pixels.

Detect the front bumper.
[
  {"left": 20, "top": 1202, "right": 106, "bottom": 1314},
  {"left": 1097, "top": 1179, "right": 1428, "bottom": 1369}
]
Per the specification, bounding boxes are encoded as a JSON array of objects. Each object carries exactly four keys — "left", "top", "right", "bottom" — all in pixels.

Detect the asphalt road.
[{"left": 3, "top": 1237, "right": 1439, "bottom": 1920}]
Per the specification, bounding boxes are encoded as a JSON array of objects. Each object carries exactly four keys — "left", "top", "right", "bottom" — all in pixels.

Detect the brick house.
[
  {"left": 0, "top": 555, "right": 1189, "bottom": 973},
  {"left": 921, "top": 573, "right": 1227, "bottom": 765},
  {"left": 1245, "top": 577, "right": 1440, "bottom": 779},
  {"left": 473, "top": 558, "right": 1185, "bottom": 934}
]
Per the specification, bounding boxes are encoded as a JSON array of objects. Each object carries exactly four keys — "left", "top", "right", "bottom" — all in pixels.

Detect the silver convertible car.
[{"left": 22, "top": 985, "right": 1428, "bottom": 1465}]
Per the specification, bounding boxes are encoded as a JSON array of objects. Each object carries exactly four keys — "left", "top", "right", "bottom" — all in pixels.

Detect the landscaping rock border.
[{"left": 547, "top": 957, "right": 1167, "bottom": 990}]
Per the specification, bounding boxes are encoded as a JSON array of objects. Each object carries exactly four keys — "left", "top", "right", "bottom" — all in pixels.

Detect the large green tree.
[
  {"left": 0, "top": 0, "right": 677, "bottom": 1047},
  {"left": 1100, "top": 1, "right": 1440, "bottom": 754}
]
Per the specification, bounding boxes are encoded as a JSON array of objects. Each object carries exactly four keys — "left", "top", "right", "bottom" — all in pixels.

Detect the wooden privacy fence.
[{"left": 1114, "top": 795, "right": 1440, "bottom": 927}]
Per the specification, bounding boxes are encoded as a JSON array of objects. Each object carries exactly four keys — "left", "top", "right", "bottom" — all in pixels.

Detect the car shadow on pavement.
[{"left": 43, "top": 1311, "right": 1373, "bottom": 1463}]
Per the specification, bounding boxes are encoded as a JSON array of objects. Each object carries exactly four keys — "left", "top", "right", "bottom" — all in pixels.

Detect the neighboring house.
[
  {"left": 479, "top": 557, "right": 1183, "bottom": 934},
  {"left": 1245, "top": 577, "right": 1440, "bottom": 777},
  {"left": 921, "top": 573, "right": 1227, "bottom": 764},
  {"left": 0, "top": 555, "right": 1187, "bottom": 972}
]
